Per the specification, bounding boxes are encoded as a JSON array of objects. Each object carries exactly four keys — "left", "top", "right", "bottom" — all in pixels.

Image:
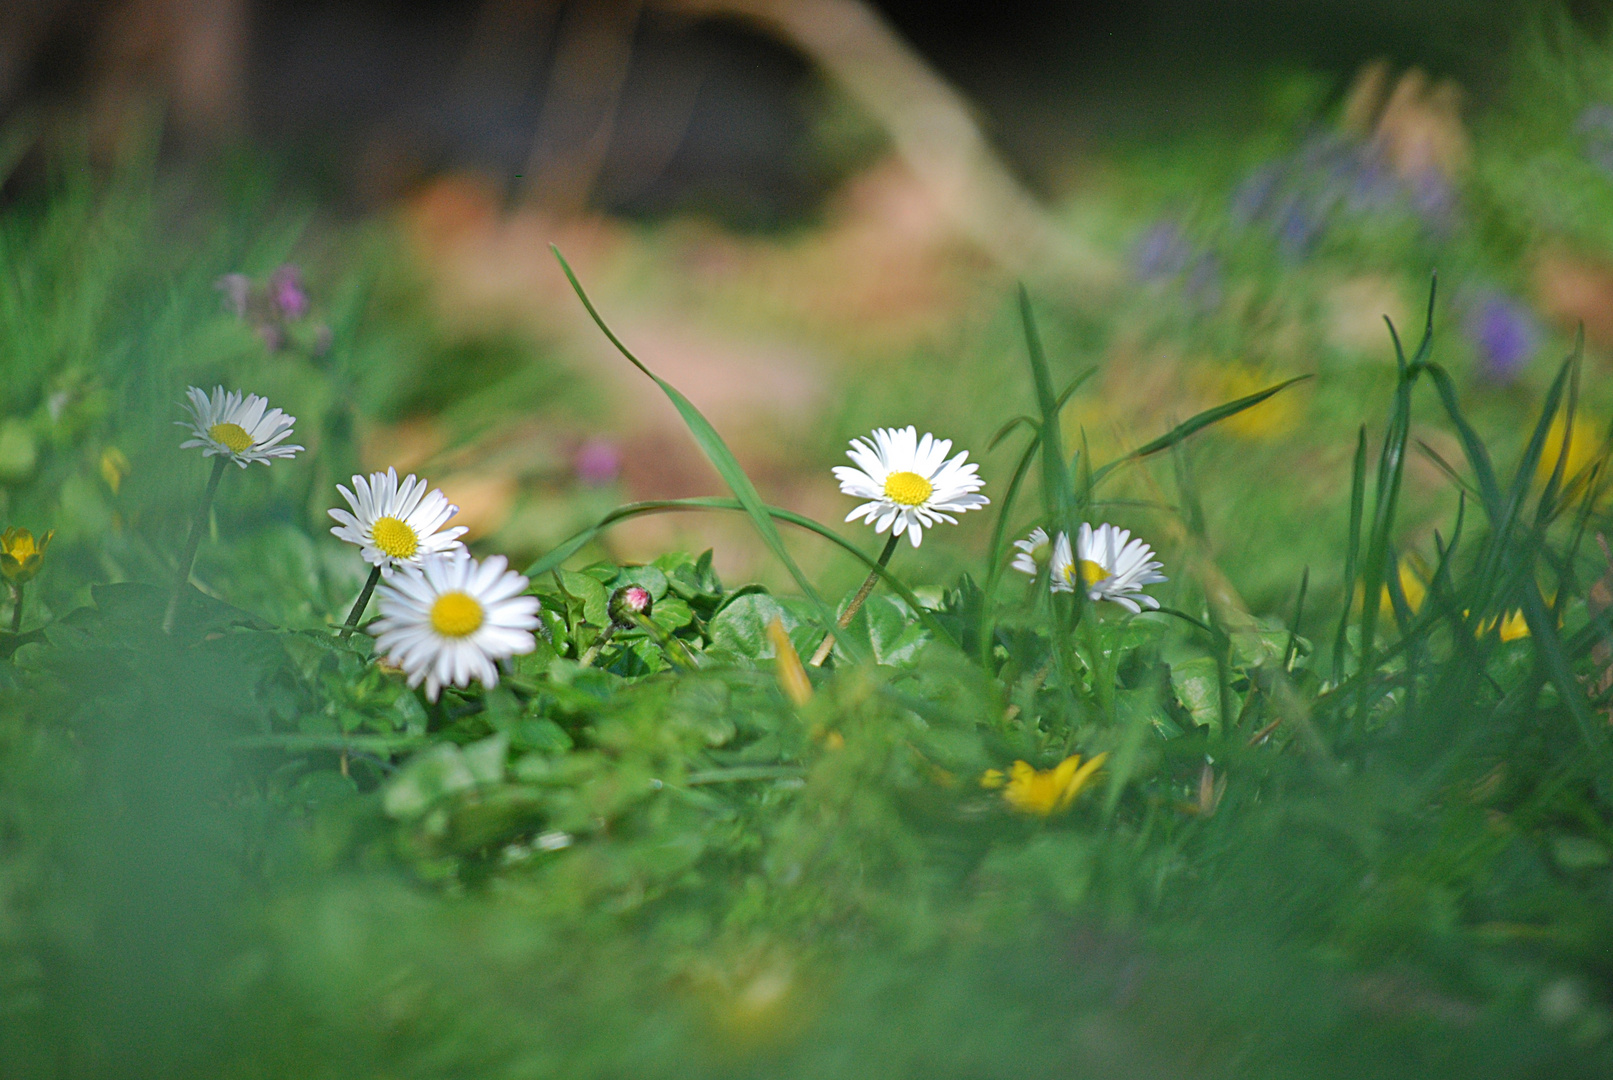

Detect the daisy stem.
[
  {"left": 8, "top": 583, "right": 21, "bottom": 634},
  {"left": 632, "top": 612, "right": 700, "bottom": 670},
  {"left": 578, "top": 625, "right": 615, "bottom": 668},
  {"left": 163, "top": 456, "right": 228, "bottom": 634},
  {"left": 339, "top": 565, "right": 384, "bottom": 639},
  {"left": 809, "top": 532, "right": 900, "bottom": 667}
]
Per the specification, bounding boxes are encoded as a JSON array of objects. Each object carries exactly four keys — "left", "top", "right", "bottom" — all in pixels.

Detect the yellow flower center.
[
  {"left": 208, "top": 422, "right": 255, "bottom": 453},
  {"left": 370, "top": 516, "right": 419, "bottom": 559},
  {"left": 430, "top": 591, "right": 484, "bottom": 638},
  {"left": 882, "top": 470, "right": 933, "bottom": 507},
  {"left": 1065, "top": 559, "right": 1110, "bottom": 588}
]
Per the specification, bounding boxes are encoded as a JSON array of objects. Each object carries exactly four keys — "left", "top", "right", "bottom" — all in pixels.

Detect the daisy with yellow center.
[
  {"left": 810, "top": 425, "right": 987, "bottom": 666},
  {"left": 1046, "top": 523, "right": 1167, "bottom": 614},
  {"left": 981, "top": 753, "right": 1108, "bottom": 816},
  {"left": 177, "top": 385, "right": 303, "bottom": 467},
  {"left": 330, "top": 468, "right": 467, "bottom": 572},
  {"left": 330, "top": 468, "right": 469, "bottom": 636},
  {"left": 833, "top": 426, "right": 987, "bottom": 549},
  {"left": 369, "top": 550, "right": 540, "bottom": 701},
  {"left": 166, "top": 387, "right": 304, "bottom": 632},
  {"left": 1010, "top": 526, "right": 1053, "bottom": 577}
]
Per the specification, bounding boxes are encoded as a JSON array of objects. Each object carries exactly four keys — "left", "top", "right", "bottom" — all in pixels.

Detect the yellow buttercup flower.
[
  {"left": 983, "top": 753, "right": 1109, "bottom": 817},
  {"left": 0, "top": 528, "right": 53, "bottom": 585},
  {"left": 1475, "top": 609, "right": 1530, "bottom": 642},
  {"left": 1356, "top": 558, "right": 1427, "bottom": 617}
]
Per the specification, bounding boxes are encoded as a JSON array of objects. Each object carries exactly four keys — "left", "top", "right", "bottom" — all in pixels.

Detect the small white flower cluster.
[
  {"left": 1011, "top": 523, "right": 1167, "bottom": 613},
  {"left": 179, "top": 386, "right": 539, "bottom": 700},
  {"left": 177, "top": 388, "right": 1169, "bottom": 696}
]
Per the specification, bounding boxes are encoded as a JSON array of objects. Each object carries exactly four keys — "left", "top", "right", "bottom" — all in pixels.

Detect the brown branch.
[{"left": 652, "top": 0, "right": 1114, "bottom": 292}]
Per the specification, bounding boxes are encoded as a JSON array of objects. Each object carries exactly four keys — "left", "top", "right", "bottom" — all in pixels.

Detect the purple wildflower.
[
  {"left": 270, "top": 265, "right": 310, "bottom": 321},
  {"left": 1132, "top": 220, "right": 1193, "bottom": 281},
  {"left": 1464, "top": 290, "right": 1539, "bottom": 383}
]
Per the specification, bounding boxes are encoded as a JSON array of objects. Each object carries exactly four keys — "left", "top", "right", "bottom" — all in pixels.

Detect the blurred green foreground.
[{"left": 6, "top": 18, "right": 1613, "bottom": 1080}]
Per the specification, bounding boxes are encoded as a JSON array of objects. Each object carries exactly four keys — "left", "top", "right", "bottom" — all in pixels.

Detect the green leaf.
[
  {"left": 1169, "top": 655, "right": 1222, "bottom": 732},
  {"left": 526, "top": 497, "right": 953, "bottom": 646},
  {"left": 708, "top": 593, "right": 815, "bottom": 661},
  {"left": 383, "top": 743, "right": 478, "bottom": 819},
  {"left": 613, "top": 564, "right": 669, "bottom": 601},
  {"left": 557, "top": 570, "right": 609, "bottom": 628}
]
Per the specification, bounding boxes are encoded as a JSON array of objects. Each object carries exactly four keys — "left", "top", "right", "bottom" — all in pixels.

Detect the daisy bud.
[{"left": 609, "top": 584, "right": 653, "bottom": 626}]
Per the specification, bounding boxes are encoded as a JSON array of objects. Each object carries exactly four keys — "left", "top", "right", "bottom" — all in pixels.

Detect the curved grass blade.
[
  {"left": 1088, "top": 375, "right": 1311, "bottom": 488},
  {"left": 1019, "top": 286, "right": 1077, "bottom": 537},
  {"left": 525, "top": 496, "right": 955, "bottom": 645},
  {"left": 979, "top": 426, "right": 1046, "bottom": 658},
  {"left": 1357, "top": 318, "right": 1417, "bottom": 668},
  {"left": 551, "top": 247, "right": 850, "bottom": 653}
]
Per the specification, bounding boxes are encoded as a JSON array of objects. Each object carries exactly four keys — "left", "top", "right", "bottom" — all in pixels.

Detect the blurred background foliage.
[{"left": 6, "top": 1, "right": 1613, "bottom": 1077}]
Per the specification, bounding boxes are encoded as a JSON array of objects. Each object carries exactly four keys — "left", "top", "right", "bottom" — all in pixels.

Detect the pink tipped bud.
[{"left": 609, "top": 584, "right": 653, "bottom": 625}]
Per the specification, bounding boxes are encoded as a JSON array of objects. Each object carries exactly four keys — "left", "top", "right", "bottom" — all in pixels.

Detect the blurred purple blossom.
[
  {"left": 1132, "top": 220, "right": 1193, "bottom": 281},
  {"left": 214, "top": 265, "right": 327, "bottom": 355},
  {"left": 574, "top": 438, "right": 621, "bottom": 486},
  {"left": 1229, "top": 129, "right": 1459, "bottom": 253},
  {"left": 1576, "top": 104, "right": 1613, "bottom": 176},
  {"left": 1230, "top": 165, "right": 1280, "bottom": 227},
  {"left": 270, "top": 265, "right": 310, "bottom": 321},
  {"left": 1463, "top": 290, "right": 1540, "bottom": 383}
]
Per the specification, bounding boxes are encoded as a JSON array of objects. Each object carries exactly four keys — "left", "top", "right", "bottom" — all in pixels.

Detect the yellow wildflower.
[
  {"left": 1202, "top": 364, "right": 1300, "bottom": 440},
  {"left": 100, "top": 447, "right": 131, "bottom": 494},
  {"left": 1356, "top": 558, "right": 1427, "bottom": 617},
  {"left": 1476, "top": 609, "right": 1530, "bottom": 642},
  {"left": 0, "top": 528, "right": 53, "bottom": 585},
  {"left": 986, "top": 753, "right": 1109, "bottom": 817},
  {"left": 1535, "top": 414, "right": 1604, "bottom": 491}
]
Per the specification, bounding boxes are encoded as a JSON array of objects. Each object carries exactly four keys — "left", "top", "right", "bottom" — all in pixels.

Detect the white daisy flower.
[
  {"left": 1010, "top": 526, "right": 1054, "bottom": 577},
  {"left": 329, "top": 468, "right": 468, "bottom": 571},
  {"left": 1050, "top": 523, "right": 1168, "bottom": 614},
  {"left": 177, "top": 385, "right": 303, "bottom": 466},
  {"left": 370, "top": 550, "right": 540, "bottom": 701},
  {"left": 832, "top": 426, "right": 988, "bottom": 548}
]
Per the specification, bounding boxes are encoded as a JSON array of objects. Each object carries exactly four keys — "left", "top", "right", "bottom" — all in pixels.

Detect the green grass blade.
[
  {"left": 1357, "top": 327, "right": 1417, "bottom": 666},
  {"left": 1332, "top": 426, "right": 1368, "bottom": 681},
  {"left": 1019, "top": 286, "right": 1077, "bottom": 536},
  {"left": 552, "top": 247, "right": 850, "bottom": 652},
  {"left": 988, "top": 415, "right": 1037, "bottom": 450},
  {"left": 1415, "top": 439, "right": 1479, "bottom": 498},
  {"left": 1088, "top": 376, "right": 1310, "bottom": 488},
  {"left": 980, "top": 426, "right": 1047, "bottom": 658},
  {"left": 1533, "top": 331, "right": 1582, "bottom": 526}
]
